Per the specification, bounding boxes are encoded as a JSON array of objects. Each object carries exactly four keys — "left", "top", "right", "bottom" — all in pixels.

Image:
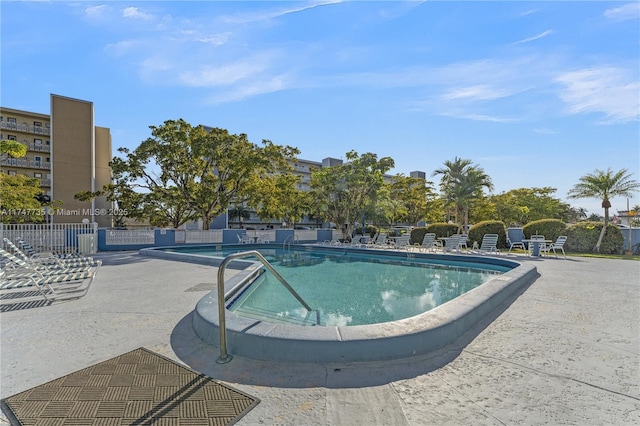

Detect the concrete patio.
[{"left": 1, "top": 251, "right": 638, "bottom": 425}]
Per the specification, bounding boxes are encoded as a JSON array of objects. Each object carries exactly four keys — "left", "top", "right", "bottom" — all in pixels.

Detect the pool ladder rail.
[{"left": 216, "top": 250, "right": 315, "bottom": 364}]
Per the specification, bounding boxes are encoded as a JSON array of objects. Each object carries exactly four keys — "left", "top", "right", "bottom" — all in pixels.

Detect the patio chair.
[
  {"left": 458, "top": 234, "right": 468, "bottom": 251},
  {"left": 393, "top": 234, "right": 412, "bottom": 250},
  {"left": 506, "top": 228, "right": 527, "bottom": 254},
  {"left": 4, "top": 238, "right": 97, "bottom": 269},
  {"left": 15, "top": 237, "right": 84, "bottom": 260},
  {"left": 417, "top": 233, "right": 437, "bottom": 252},
  {"left": 374, "top": 233, "right": 389, "bottom": 248},
  {"left": 473, "top": 234, "right": 500, "bottom": 255},
  {"left": 1, "top": 250, "right": 101, "bottom": 303},
  {"left": 0, "top": 249, "right": 101, "bottom": 277},
  {"left": 442, "top": 234, "right": 461, "bottom": 253},
  {"left": 528, "top": 235, "right": 547, "bottom": 256},
  {"left": 540, "top": 236, "right": 567, "bottom": 258}
]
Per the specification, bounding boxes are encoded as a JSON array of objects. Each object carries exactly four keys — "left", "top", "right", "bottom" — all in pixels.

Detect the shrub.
[
  {"left": 425, "top": 222, "right": 459, "bottom": 239},
  {"left": 410, "top": 227, "right": 428, "bottom": 246},
  {"left": 522, "top": 219, "right": 567, "bottom": 242},
  {"left": 468, "top": 220, "right": 507, "bottom": 248},
  {"left": 355, "top": 225, "right": 378, "bottom": 238},
  {"left": 566, "top": 222, "right": 624, "bottom": 254}
]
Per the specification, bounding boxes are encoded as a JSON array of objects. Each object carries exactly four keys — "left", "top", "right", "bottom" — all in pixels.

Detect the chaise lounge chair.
[{"left": 473, "top": 234, "right": 500, "bottom": 255}]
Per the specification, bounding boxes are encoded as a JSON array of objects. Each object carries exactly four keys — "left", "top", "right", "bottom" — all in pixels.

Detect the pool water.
[{"left": 170, "top": 245, "right": 509, "bottom": 327}]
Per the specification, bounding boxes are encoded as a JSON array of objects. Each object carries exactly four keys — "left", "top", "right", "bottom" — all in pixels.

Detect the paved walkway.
[{"left": 1, "top": 251, "right": 638, "bottom": 425}]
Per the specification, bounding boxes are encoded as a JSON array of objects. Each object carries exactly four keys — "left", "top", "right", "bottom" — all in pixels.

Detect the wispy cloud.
[
  {"left": 207, "top": 75, "right": 291, "bottom": 104},
  {"left": 440, "top": 85, "right": 511, "bottom": 101},
  {"left": 555, "top": 66, "right": 640, "bottom": 124},
  {"left": 533, "top": 127, "right": 558, "bottom": 135},
  {"left": 220, "top": 0, "right": 342, "bottom": 24},
  {"left": 511, "top": 29, "right": 553, "bottom": 45},
  {"left": 122, "top": 6, "right": 154, "bottom": 21},
  {"left": 84, "top": 4, "right": 108, "bottom": 20},
  {"left": 178, "top": 55, "right": 274, "bottom": 87},
  {"left": 438, "top": 112, "right": 519, "bottom": 123},
  {"left": 604, "top": 2, "right": 640, "bottom": 22}
]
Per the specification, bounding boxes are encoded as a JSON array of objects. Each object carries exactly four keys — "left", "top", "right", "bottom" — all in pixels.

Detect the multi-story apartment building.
[{"left": 1, "top": 94, "right": 113, "bottom": 227}]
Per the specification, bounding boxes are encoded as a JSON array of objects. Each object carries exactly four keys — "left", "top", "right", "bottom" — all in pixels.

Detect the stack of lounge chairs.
[{"left": 1, "top": 238, "right": 101, "bottom": 304}]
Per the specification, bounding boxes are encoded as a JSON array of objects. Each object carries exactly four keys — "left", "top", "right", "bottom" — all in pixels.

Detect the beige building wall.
[
  {"left": 51, "top": 95, "right": 112, "bottom": 227},
  {"left": 95, "top": 126, "right": 113, "bottom": 227}
]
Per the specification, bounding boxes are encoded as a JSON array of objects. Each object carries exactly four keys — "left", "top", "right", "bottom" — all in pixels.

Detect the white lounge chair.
[
  {"left": 474, "top": 234, "right": 500, "bottom": 255},
  {"left": 458, "top": 234, "right": 468, "bottom": 251},
  {"left": 540, "top": 236, "right": 567, "bottom": 258},
  {"left": 393, "top": 234, "right": 412, "bottom": 250},
  {"left": 417, "top": 233, "right": 437, "bottom": 252},
  {"left": 1, "top": 250, "right": 100, "bottom": 303},
  {"left": 442, "top": 235, "right": 461, "bottom": 253}
]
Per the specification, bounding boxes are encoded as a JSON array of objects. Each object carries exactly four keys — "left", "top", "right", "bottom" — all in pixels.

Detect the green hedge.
[
  {"left": 468, "top": 220, "right": 507, "bottom": 248},
  {"left": 410, "top": 223, "right": 458, "bottom": 246},
  {"left": 566, "top": 222, "right": 624, "bottom": 254},
  {"left": 522, "top": 219, "right": 567, "bottom": 242}
]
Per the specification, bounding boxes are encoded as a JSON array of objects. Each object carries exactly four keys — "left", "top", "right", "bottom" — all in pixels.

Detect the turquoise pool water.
[{"left": 166, "top": 245, "right": 511, "bottom": 326}]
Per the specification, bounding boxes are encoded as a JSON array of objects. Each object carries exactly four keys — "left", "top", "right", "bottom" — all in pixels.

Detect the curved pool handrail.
[{"left": 216, "top": 250, "right": 312, "bottom": 364}]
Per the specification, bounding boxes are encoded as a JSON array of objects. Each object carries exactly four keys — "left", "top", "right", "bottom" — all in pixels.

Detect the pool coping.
[{"left": 141, "top": 244, "right": 538, "bottom": 363}]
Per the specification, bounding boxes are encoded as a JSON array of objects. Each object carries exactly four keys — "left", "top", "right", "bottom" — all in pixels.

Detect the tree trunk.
[{"left": 594, "top": 206, "right": 610, "bottom": 252}]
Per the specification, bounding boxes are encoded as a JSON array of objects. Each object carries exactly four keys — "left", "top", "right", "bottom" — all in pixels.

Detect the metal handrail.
[
  {"left": 282, "top": 233, "right": 295, "bottom": 252},
  {"left": 216, "top": 250, "right": 312, "bottom": 364}
]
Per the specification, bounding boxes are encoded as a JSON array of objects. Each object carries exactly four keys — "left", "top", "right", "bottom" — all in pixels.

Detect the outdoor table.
[{"left": 523, "top": 239, "right": 551, "bottom": 256}]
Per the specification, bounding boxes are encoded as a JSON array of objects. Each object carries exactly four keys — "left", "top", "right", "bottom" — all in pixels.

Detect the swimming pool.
[
  {"left": 221, "top": 247, "right": 509, "bottom": 326},
  {"left": 141, "top": 244, "right": 538, "bottom": 363}
]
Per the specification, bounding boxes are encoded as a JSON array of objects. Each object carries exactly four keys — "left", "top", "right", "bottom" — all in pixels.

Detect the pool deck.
[{"left": 1, "top": 251, "right": 639, "bottom": 425}]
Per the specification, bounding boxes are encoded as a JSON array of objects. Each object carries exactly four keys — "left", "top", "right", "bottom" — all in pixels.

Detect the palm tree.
[
  {"left": 228, "top": 204, "right": 251, "bottom": 229},
  {"left": 568, "top": 168, "right": 640, "bottom": 252},
  {"left": 433, "top": 157, "right": 493, "bottom": 233}
]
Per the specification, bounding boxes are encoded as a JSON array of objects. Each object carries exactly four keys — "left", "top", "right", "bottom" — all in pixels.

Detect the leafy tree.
[
  {"left": 310, "top": 151, "right": 394, "bottom": 240},
  {"left": 388, "top": 175, "right": 437, "bottom": 226},
  {"left": 491, "top": 187, "right": 569, "bottom": 226},
  {"left": 432, "top": 157, "right": 493, "bottom": 233},
  {"left": 1, "top": 140, "right": 27, "bottom": 159},
  {"left": 568, "top": 168, "right": 640, "bottom": 252},
  {"left": 247, "top": 173, "right": 310, "bottom": 228},
  {"left": 0, "top": 174, "right": 45, "bottom": 223},
  {"left": 101, "top": 119, "right": 298, "bottom": 230}
]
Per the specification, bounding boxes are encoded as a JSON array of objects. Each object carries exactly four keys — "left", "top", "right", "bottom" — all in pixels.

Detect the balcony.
[
  {"left": 28, "top": 142, "right": 50, "bottom": 152},
  {"left": 0, "top": 121, "right": 50, "bottom": 135},
  {"left": 1, "top": 158, "right": 51, "bottom": 169}
]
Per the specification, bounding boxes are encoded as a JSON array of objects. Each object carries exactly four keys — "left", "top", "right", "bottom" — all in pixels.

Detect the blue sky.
[{"left": 2, "top": 1, "right": 639, "bottom": 217}]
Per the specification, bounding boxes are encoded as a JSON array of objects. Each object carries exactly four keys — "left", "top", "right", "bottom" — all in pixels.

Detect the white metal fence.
[
  {"left": 0, "top": 222, "right": 98, "bottom": 254},
  {"left": 184, "top": 230, "right": 224, "bottom": 244},
  {"left": 105, "top": 229, "right": 155, "bottom": 245}
]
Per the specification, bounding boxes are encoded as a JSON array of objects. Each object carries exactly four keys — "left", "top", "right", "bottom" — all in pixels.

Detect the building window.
[
  {"left": 34, "top": 138, "right": 42, "bottom": 145},
  {"left": 7, "top": 135, "right": 16, "bottom": 140},
  {"left": 34, "top": 121, "right": 42, "bottom": 127},
  {"left": 8, "top": 171, "right": 16, "bottom": 176},
  {"left": 46, "top": 140, "right": 50, "bottom": 145},
  {"left": 46, "top": 157, "right": 50, "bottom": 162},
  {"left": 34, "top": 156, "right": 42, "bottom": 162},
  {"left": 34, "top": 173, "right": 42, "bottom": 178},
  {"left": 7, "top": 117, "right": 16, "bottom": 123}
]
